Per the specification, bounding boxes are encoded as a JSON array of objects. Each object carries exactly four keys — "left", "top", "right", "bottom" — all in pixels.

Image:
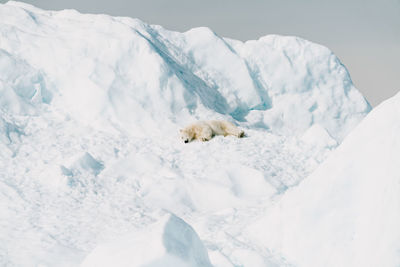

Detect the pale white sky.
[{"left": 3, "top": 0, "right": 399, "bottom": 106}]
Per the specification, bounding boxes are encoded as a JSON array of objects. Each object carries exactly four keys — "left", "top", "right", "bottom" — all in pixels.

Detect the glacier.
[{"left": 0, "top": 1, "right": 387, "bottom": 267}]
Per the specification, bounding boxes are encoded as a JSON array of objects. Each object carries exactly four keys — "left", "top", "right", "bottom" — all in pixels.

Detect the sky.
[{"left": 2, "top": 0, "right": 399, "bottom": 106}]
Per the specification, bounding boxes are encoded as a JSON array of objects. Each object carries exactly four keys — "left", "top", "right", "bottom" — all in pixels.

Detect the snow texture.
[
  {"left": 0, "top": 1, "right": 374, "bottom": 267},
  {"left": 246, "top": 92, "right": 400, "bottom": 266},
  {"left": 81, "top": 213, "right": 212, "bottom": 267}
]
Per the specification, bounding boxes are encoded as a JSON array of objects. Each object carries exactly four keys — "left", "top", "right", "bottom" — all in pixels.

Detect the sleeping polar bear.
[{"left": 180, "top": 120, "right": 245, "bottom": 143}]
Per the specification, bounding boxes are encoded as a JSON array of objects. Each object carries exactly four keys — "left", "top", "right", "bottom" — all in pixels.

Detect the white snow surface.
[
  {"left": 0, "top": 1, "right": 373, "bottom": 266},
  {"left": 246, "top": 92, "right": 400, "bottom": 266},
  {"left": 81, "top": 213, "right": 212, "bottom": 267}
]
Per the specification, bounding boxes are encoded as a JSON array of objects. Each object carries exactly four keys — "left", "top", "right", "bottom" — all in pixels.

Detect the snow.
[
  {"left": 0, "top": 1, "right": 375, "bottom": 267},
  {"left": 0, "top": 1, "right": 370, "bottom": 141},
  {"left": 246, "top": 92, "right": 400, "bottom": 266},
  {"left": 81, "top": 213, "right": 212, "bottom": 267}
]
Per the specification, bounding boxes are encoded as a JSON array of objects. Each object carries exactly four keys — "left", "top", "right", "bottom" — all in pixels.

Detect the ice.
[
  {"left": 0, "top": 1, "right": 370, "bottom": 140},
  {"left": 246, "top": 92, "right": 400, "bottom": 266},
  {"left": 0, "top": 49, "right": 51, "bottom": 116},
  {"left": 0, "top": 1, "right": 375, "bottom": 266},
  {"left": 75, "top": 152, "right": 105, "bottom": 176}
]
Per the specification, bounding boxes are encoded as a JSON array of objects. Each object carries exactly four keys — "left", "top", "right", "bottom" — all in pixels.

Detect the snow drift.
[
  {"left": 81, "top": 213, "right": 212, "bottom": 267},
  {"left": 0, "top": 1, "right": 369, "bottom": 141},
  {"left": 0, "top": 1, "right": 374, "bottom": 266},
  {"left": 247, "top": 92, "right": 400, "bottom": 266}
]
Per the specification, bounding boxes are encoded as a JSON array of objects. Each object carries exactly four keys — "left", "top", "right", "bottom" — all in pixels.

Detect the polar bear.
[{"left": 180, "top": 120, "right": 245, "bottom": 143}]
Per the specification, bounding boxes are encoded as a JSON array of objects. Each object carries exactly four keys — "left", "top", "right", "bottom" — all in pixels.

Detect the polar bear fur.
[{"left": 180, "top": 120, "right": 245, "bottom": 143}]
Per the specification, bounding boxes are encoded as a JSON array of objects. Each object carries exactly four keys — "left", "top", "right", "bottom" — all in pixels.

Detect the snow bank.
[
  {"left": 246, "top": 92, "right": 400, "bottom": 266},
  {"left": 81, "top": 213, "right": 212, "bottom": 267},
  {"left": 0, "top": 1, "right": 369, "bottom": 140}
]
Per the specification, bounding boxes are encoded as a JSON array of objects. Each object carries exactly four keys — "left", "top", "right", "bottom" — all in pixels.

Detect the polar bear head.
[{"left": 180, "top": 128, "right": 194, "bottom": 143}]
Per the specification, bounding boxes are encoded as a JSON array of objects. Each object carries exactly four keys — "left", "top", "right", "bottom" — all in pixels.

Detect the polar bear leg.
[
  {"left": 223, "top": 121, "right": 244, "bottom": 138},
  {"left": 199, "top": 125, "right": 213, "bottom": 141}
]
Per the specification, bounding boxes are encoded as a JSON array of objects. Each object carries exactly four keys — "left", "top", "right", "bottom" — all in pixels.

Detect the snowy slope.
[
  {"left": 246, "top": 92, "right": 400, "bottom": 266},
  {"left": 0, "top": 1, "right": 370, "bottom": 141},
  {"left": 0, "top": 1, "right": 372, "bottom": 266},
  {"left": 81, "top": 214, "right": 213, "bottom": 267}
]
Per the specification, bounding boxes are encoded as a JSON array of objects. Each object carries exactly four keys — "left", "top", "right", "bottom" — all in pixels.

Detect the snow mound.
[
  {"left": 0, "top": 1, "right": 370, "bottom": 141},
  {"left": 81, "top": 213, "right": 212, "bottom": 267},
  {"left": 246, "top": 92, "right": 400, "bottom": 266}
]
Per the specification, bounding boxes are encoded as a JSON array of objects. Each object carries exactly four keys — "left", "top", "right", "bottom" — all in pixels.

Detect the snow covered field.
[{"left": 2, "top": 1, "right": 397, "bottom": 266}]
